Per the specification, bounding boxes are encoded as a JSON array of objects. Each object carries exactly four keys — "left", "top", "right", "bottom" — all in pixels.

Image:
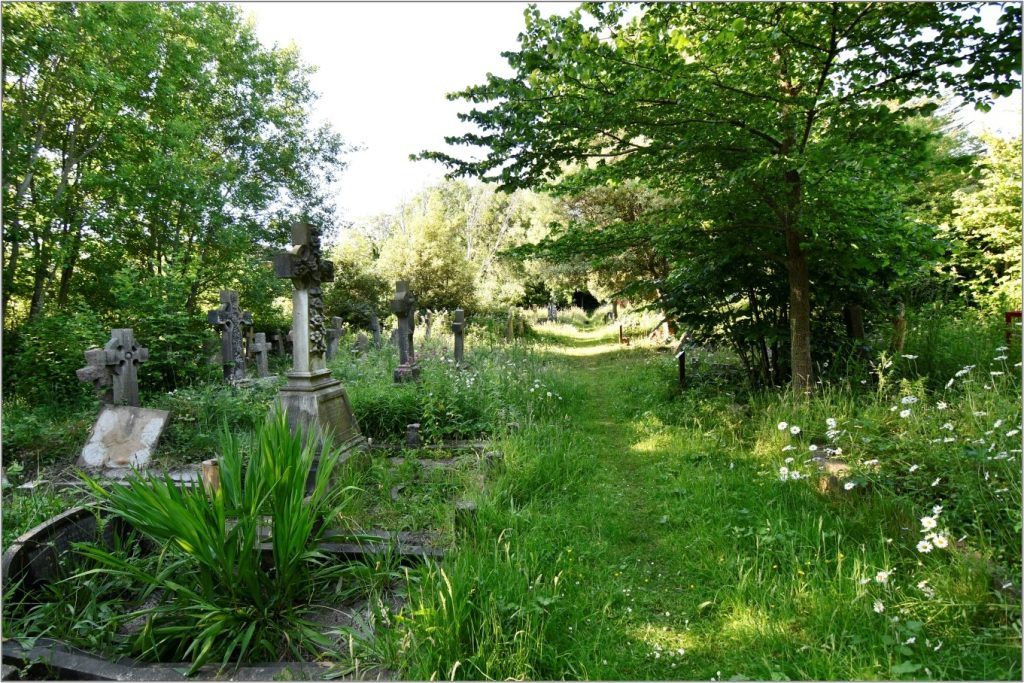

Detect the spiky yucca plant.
[{"left": 77, "top": 411, "right": 364, "bottom": 672}]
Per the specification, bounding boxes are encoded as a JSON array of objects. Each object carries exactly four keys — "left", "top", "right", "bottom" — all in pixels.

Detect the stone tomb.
[
  {"left": 78, "top": 405, "right": 170, "bottom": 469},
  {"left": 273, "top": 222, "right": 361, "bottom": 447}
]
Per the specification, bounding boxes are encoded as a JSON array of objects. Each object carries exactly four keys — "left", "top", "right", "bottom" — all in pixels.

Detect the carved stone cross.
[
  {"left": 252, "top": 332, "right": 272, "bottom": 377},
  {"left": 369, "top": 312, "right": 382, "bottom": 349},
  {"left": 207, "top": 290, "right": 252, "bottom": 383},
  {"left": 452, "top": 308, "right": 465, "bottom": 366},
  {"left": 76, "top": 329, "right": 149, "bottom": 407},
  {"left": 389, "top": 280, "right": 420, "bottom": 382},
  {"left": 272, "top": 330, "right": 286, "bottom": 356},
  {"left": 274, "top": 222, "right": 335, "bottom": 377},
  {"left": 326, "top": 317, "right": 344, "bottom": 360}
]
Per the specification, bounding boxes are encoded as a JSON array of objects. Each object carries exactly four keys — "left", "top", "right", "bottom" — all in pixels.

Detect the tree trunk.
[
  {"left": 891, "top": 302, "right": 907, "bottom": 353},
  {"left": 785, "top": 225, "right": 813, "bottom": 391},
  {"left": 843, "top": 304, "right": 865, "bottom": 340}
]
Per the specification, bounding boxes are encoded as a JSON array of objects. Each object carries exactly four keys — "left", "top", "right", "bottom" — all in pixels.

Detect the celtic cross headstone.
[
  {"left": 272, "top": 222, "right": 360, "bottom": 447},
  {"left": 76, "top": 329, "right": 149, "bottom": 407},
  {"left": 207, "top": 290, "right": 252, "bottom": 383}
]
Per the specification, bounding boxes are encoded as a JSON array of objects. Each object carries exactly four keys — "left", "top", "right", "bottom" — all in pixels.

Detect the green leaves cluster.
[{"left": 77, "top": 412, "right": 365, "bottom": 672}]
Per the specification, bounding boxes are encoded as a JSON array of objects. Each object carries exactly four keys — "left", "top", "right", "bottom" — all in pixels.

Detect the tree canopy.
[{"left": 418, "top": 1, "right": 1021, "bottom": 389}]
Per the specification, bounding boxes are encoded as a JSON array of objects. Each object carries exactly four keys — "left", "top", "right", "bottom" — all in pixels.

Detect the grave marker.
[
  {"left": 452, "top": 308, "right": 465, "bottom": 366},
  {"left": 78, "top": 405, "right": 169, "bottom": 469},
  {"left": 369, "top": 312, "right": 382, "bottom": 349},
  {"left": 272, "top": 222, "right": 361, "bottom": 445},
  {"left": 75, "top": 329, "right": 149, "bottom": 407},
  {"left": 252, "top": 332, "right": 272, "bottom": 378},
  {"left": 206, "top": 290, "right": 252, "bottom": 383},
  {"left": 390, "top": 280, "right": 421, "bottom": 382},
  {"left": 272, "top": 330, "right": 286, "bottom": 356},
  {"left": 326, "top": 317, "right": 344, "bottom": 360},
  {"left": 352, "top": 333, "right": 369, "bottom": 354}
]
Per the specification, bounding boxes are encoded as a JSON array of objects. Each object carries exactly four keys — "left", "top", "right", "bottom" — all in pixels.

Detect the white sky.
[{"left": 242, "top": 2, "right": 1022, "bottom": 223}]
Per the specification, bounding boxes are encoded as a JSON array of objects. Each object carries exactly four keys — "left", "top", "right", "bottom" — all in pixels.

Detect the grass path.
[{"left": 448, "top": 322, "right": 1019, "bottom": 681}]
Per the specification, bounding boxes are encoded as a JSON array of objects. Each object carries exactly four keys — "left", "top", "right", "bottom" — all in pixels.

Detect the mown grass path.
[{"left": 472, "top": 323, "right": 1020, "bottom": 681}]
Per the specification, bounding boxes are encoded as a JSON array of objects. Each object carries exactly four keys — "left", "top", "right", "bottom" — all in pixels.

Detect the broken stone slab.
[
  {"left": 406, "top": 423, "right": 422, "bottom": 448},
  {"left": 78, "top": 405, "right": 170, "bottom": 469}
]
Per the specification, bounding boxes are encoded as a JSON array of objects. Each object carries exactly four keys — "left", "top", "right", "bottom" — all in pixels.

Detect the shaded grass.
[{"left": 383, "top": 321, "right": 1022, "bottom": 680}]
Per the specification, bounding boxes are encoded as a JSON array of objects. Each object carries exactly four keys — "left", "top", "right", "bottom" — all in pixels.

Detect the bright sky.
[{"left": 242, "top": 2, "right": 1022, "bottom": 223}]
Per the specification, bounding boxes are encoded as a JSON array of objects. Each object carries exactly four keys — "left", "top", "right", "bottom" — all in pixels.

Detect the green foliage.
[
  {"left": 2, "top": 304, "right": 107, "bottom": 404},
  {"left": 0, "top": 487, "right": 71, "bottom": 547},
  {"left": 76, "top": 412, "right": 367, "bottom": 672},
  {"left": 939, "top": 135, "right": 1023, "bottom": 309},
  {"left": 0, "top": 399, "right": 96, "bottom": 472}
]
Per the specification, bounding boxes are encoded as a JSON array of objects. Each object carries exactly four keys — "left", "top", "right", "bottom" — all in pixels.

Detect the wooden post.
[
  {"left": 201, "top": 459, "right": 220, "bottom": 496},
  {"left": 1005, "top": 311, "right": 1021, "bottom": 344},
  {"left": 678, "top": 349, "right": 686, "bottom": 387}
]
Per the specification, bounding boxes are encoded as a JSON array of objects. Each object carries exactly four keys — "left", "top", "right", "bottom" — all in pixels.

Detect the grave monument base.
[
  {"left": 274, "top": 369, "right": 362, "bottom": 452},
  {"left": 393, "top": 364, "right": 421, "bottom": 383}
]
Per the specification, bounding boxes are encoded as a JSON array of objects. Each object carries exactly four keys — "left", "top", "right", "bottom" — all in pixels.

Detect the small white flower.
[
  {"left": 905, "top": 636, "right": 916, "bottom": 645},
  {"left": 917, "top": 539, "right": 933, "bottom": 553},
  {"left": 781, "top": 445, "right": 796, "bottom": 452},
  {"left": 546, "top": 391, "right": 552, "bottom": 397},
  {"left": 932, "top": 505, "right": 943, "bottom": 515},
  {"left": 832, "top": 447, "right": 843, "bottom": 456},
  {"left": 875, "top": 570, "right": 891, "bottom": 583},
  {"left": 901, "top": 396, "right": 918, "bottom": 405},
  {"left": 902, "top": 354, "right": 918, "bottom": 360},
  {"left": 943, "top": 437, "right": 955, "bottom": 443},
  {"left": 843, "top": 481, "right": 856, "bottom": 491},
  {"left": 945, "top": 378, "right": 955, "bottom": 389},
  {"left": 931, "top": 477, "right": 941, "bottom": 487},
  {"left": 826, "top": 418, "right": 838, "bottom": 429},
  {"left": 859, "top": 577, "right": 871, "bottom": 584},
  {"left": 932, "top": 534, "right": 948, "bottom": 549},
  {"left": 990, "top": 371, "right": 1004, "bottom": 376},
  {"left": 808, "top": 444, "right": 818, "bottom": 452},
  {"left": 908, "top": 464, "right": 919, "bottom": 473},
  {"left": 920, "top": 515, "right": 937, "bottom": 531},
  {"left": 777, "top": 421, "right": 789, "bottom": 431},
  {"left": 778, "top": 466, "right": 789, "bottom": 481},
  {"left": 873, "top": 600, "right": 885, "bottom": 613},
  {"left": 890, "top": 405, "right": 898, "bottom": 412},
  {"left": 973, "top": 411, "right": 988, "bottom": 417},
  {"left": 863, "top": 459, "right": 879, "bottom": 466},
  {"left": 1006, "top": 429, "right": 1020, "bottom": 438},
  {"left": 899, "top": 409, "right": 911, "bottom": 418},
  {"left": 790, "top": 470, "right": 802, "bottom": 480},
  {"left": 784, "top": 457, "right": 794, "bottom": 464},
  {"left": 941, "top": 422, "right": 954, "bottom": 431},
  {"left": 790, "top": 425, "right": 801, "bottom": 435},
  {"left": 936, "top": 401, "right": 948, "bottom": 410}
]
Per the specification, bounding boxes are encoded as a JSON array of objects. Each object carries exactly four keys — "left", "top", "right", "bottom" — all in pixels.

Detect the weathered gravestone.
[
  {"left": 452, "top": 308, "right": 465, "bottom": 366},
  {"left": 505, "top": 310, "right": 515, "bottom": 340},
  {"left": 352, "top": 333, "right": 369, "bottom": 354},
  {"left": 390, "top": 281, "right": 421, "bottom": 383},
  {"left": 369, "top": 313, "right": 382, "bottom": 349},
  {"left": 252, "top": 332, "right": 272, "bottom": 378},
  {"left": 75, "top": 329, "right": 149, "bottom": 407},
  {"left": 423, "top": 310, "right": 433, "bottom": 340},
  {"left": 273, "top": 222, "right": 361, "bottom": 446},
  {"left": 326, "top": 317, "right": 344, "bottom": 360},
  {"left": 78, "top": 405, "right": 169, "bottom": 469},
  {"left": 547, "top": 302, "right": 557, "bottom": 322},
  {"left": 75, "top": 329, "right": 168, "bottom": 469},
  {"left": 272, "top": 330, "right": 287, "bottom": 356},
  {"left": 207, "top": 290, "right": 252, "bottom": 383}
]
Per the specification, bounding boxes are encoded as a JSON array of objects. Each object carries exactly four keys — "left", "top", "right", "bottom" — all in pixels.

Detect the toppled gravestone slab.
[{"left": 78, "top": 405, "right": 169, "bottom": 469}]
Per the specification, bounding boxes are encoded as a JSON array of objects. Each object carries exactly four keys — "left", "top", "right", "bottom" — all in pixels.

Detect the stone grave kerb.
[{"left": 207, "top": 290, "right": 252, "bottom": 383}]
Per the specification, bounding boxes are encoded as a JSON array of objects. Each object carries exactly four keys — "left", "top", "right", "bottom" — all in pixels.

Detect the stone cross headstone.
[
  {"left": 272, "top": 330, "right": 286, "bottom": 356},
  {"left": 252, "top": 332, "right": 272, "bottom": 378},
  {"left": 352, "top": 333, "right": 369, "bottom": 354},
  {"left": 369, "top": 313, "right": 382, "bottom": 349},
  {"left": 423, "top": 310, "right": 433, "bottom": 340},
  {"left": 452, "top": 308, "right": 465, "bottom": 366},
  {"left": 244, "top": 322, "right": 256, "bottom": 361},
  {"left": 273, "top": 222, "right": 360, "bottom": 446},
  {"left": 326, "top": 317, "right": 344, "bottom": 360},
  {"left": 390, "top": 280, "right": 420, "bottom": 382},
  {"left": 206, "top": 290, "right": 252, "bottom": 383},
  {"left": 76, "top": 329, "right": 149, "bottom": 407}
]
